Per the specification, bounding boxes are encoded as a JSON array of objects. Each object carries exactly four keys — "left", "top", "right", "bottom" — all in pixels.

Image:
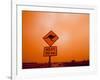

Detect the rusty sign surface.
[
  {"left": 43, "top": 31, "right": 59, "bottom": 46},
  {"left": 43, "top": 46, "right": 57, "bottom": 57}
]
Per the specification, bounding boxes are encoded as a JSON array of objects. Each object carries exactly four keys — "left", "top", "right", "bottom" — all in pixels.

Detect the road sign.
[
  {"left": 43, "top": 31, "right": 59, "bottom": 46},
  {"left": 43, "top": 46, "right": 57, "bottom": 57}
]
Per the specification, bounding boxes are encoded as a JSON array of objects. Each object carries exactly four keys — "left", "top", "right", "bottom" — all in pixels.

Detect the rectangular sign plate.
[{"left": 43, "top": 46, "right": 57, "bottom": 56}]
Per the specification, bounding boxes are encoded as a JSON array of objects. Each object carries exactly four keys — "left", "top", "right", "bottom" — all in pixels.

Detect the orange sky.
[{"left": 22, "top": 11, "right": 89, "bottom": 63}]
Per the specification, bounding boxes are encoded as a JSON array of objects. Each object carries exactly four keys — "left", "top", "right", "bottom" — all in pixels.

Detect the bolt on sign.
[
  {"left": 43, "top": 46, "right": 57, "bottom": 57},
  {"left": 43, "top": 31, "right": 59, "bottom": 46}
]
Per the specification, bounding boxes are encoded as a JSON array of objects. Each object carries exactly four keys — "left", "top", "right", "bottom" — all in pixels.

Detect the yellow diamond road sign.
[{"left": 43, "top": 31, "right": 59, "bottom": 46}]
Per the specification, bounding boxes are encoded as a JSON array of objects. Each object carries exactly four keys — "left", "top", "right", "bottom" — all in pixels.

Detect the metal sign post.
[{"left": 48, "top": 55, "right": 51, "bottom": 67}]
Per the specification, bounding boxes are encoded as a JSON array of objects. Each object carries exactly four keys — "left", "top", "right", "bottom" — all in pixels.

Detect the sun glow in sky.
[{"left": 22, "top": 11, "right": 89, "bottom": 63}]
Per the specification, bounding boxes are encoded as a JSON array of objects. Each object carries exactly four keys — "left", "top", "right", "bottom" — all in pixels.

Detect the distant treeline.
[{"left": 22, "top": 60, "right": 89, "bottom": 69}]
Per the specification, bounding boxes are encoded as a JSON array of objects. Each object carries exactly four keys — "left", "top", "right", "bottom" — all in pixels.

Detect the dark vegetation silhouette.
[{"left": 22, "top": 60, "right": 89, "bottom": 69}]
